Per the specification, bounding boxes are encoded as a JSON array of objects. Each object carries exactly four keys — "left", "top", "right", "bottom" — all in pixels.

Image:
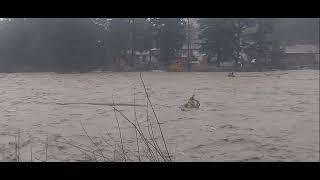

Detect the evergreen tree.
[
  {"left": 150, "top": 18, "right": 186, "bottom": 68},
  {"left": 198, "top": 18, "right": 255, "bottom": 67},
  {"left": 104, "top": 18, "right": 131, "bottom": 70},
  {"left": 0, "top": 18, "right": 103, "bottom": 72},
  {"left": 198, "top": 18, "right": 233, "bottom": 67},
  {"left": 246, "top": 18, "right": 279, "bottom": 70}
]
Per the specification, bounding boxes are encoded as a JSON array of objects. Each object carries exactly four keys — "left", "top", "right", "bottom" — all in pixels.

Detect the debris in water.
[
  {"left": 227, "top": 72, "right": 236, "bottom": 77},
  {"left": 181, "top": 95, "right": 200, "bottom": 111},
  {"left": 6, "top": 110, "right": 16, "bottom": 113}
]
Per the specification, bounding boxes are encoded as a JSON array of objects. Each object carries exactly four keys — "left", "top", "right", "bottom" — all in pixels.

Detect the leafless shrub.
[
  {"left": 6, "top": 72, "right": 172, "bottom": 162},
  {"left": 56, "top": 72, "right": 172, "bottom": 162}
]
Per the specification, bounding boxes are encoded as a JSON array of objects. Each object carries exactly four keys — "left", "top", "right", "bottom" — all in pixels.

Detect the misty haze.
[{"left": 0, "top": 18, "right": 319, "bottom": 162}]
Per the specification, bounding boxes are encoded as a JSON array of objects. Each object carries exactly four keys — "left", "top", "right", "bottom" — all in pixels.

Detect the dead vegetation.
[
  {"left": 53, "top": 72, "right": 172, "bottom": 162},
  {"left": 1, "top": 72, "right": 172, "bottom": 162},
  {"left": 55, "top": 102, "right": 146, "bottom": 107},
  {"left": 227, "top": 72, "right": 236, "bottom": 77}
]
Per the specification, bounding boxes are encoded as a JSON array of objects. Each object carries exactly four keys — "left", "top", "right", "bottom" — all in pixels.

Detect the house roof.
[{"left": 285, "top": 44, "right": 319, "bottom": 53}]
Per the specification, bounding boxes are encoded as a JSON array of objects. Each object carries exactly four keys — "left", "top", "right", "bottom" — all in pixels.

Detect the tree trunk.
[
  {"left": 147, "top": 50, "right": 152, "bottom": 71},
  {"left": 216, "top": 50, "right": 222, "bottom": 67}
]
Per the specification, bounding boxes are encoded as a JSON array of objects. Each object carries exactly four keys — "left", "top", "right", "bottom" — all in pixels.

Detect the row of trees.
[
  {"left": 198, "top": 18, "right": 285, "bottom": 70},
  {"left": 0, "top": 18, "right": 284, "bottom": 72},
  {"left": 92, "top": 18, "right": 186, "bottom": 70},
  {"left": 0, "top": 18, "right": 103, "bottom": 72}
]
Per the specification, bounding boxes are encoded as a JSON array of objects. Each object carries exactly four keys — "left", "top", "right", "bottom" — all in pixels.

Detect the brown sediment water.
[{"left": 0, "top": 70, "right": 318, "bottom": 161}]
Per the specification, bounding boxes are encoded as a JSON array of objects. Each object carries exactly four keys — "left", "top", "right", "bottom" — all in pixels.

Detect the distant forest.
[
  {"left": 0, "top": 18, "right": 318, "bottom": 73},
  {"left": 270, "top": 18, "right": 319, "bottom": 44}
]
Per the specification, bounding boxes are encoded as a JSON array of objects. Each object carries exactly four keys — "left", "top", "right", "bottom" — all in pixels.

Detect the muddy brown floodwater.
[{"left": 0, "top": 70, "right": 319, "bottom": 162}]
